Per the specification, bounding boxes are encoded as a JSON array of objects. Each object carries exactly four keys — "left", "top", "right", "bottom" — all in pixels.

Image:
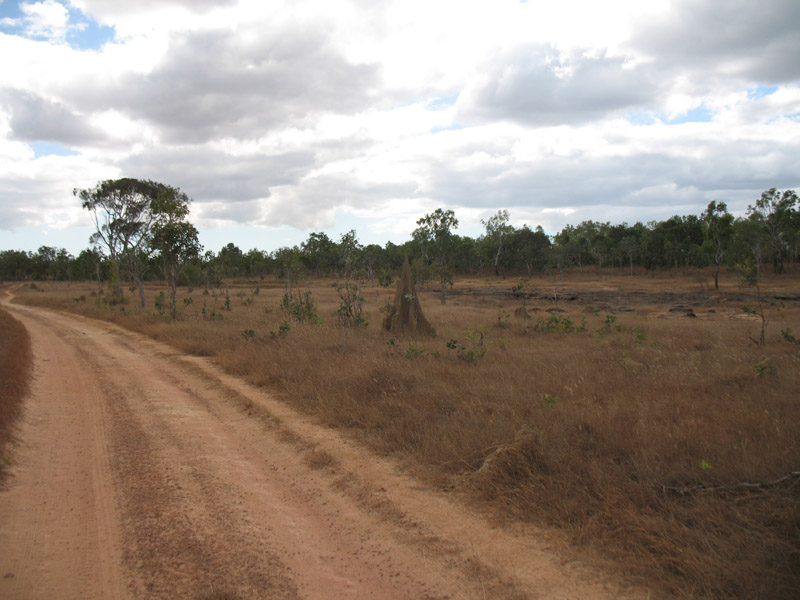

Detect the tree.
[
  {"left": 618, "top": 236, "right": 640, "bottom": 276},
  {"left": 76, "top": 178, "right": 177, "bottom": 305},
  {"left": 0, "top": 250, "right": 32, "bottom": 281},
  {"left": 413, "top": 208, "right": 459, "bottom": 303},
  {"left": 242, "top": 248, "right": 273, "bottom": 281},
  {"left": 334, "top": 231, "right": 367, "bottom": 352},
  {"left": 553, "top": 224, "right": 589, "bottom": 271},
  {"left": 216, "top": 243, "right": 245, "bottom": 278},
  {"left": 361, "top": 244, "right": 386, "bottom": 286},
  {"left": 702, "top": 201, "right": 734, "bottom": 289},
  {"left": 747, "top": 188, "right": 798, "bottom": 274},
  {"left": 574, "top": 221, "right": 611, "bottom": 272},
  {"left": 272, "top": 246, "right": 304, "bottom": 297},
  {"left": 72, "top": 248, "right": 104, "bottom": 283},
  {"left": 300, "top": 232, "right": 338, "bottom": 276},
  {"left": 644, "top": 216, "right": 705, "bottom": 271},
  {"left": 481, "top": 209, "right": 514, "bottom": 276},
  {"left": 505, "top": 225, "right": 551, "bottom": 274},
  {"left": 149, "top": 188, "right": 201, "bottom": 320}
]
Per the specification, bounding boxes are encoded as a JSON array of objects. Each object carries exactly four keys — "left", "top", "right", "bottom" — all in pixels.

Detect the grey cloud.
[
  {"left": 631, "top": 0, "right": 800, "bottom": 84},
  {"left": 292, "top": 173, "right": 417, "bottom": 207},
  {"left": 260, "top": 173, "right": 418, "bottom": 230},
  {"left": 199, "top": 199, "right": 262, "bottom": 223},
  {"left": 2, "top": 89, "right": 107, "bottom": 146},
  {"left": 0, "top": 169, "right": 79, "bottom": 230},
  {"left": 458, "top": 46, "right": 654, "bottom": 126},
  {"left": 424, "top": 133, "right": 800, "bottom": 222},
  {"left": 0, "top": 183, "right": 41, "bottom": 229},
  {"left": 119, "top": 144, "right": 317, "bottom": 209},
  {"left": 66, "top": 26, "right": 380, "bottom": 144}
]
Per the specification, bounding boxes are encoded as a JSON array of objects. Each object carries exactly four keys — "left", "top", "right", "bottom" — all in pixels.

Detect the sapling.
[
  {"left": 781, "top": 328, "right": 799, "bottom": 345},
  {"left": 334, "top": 230, "right": 367, "bottom": 354},
  {"left": 739, "top": 257, "right": 780, "bottom": 346},
  {"left": 282, "top": 289, "right": 320, "bottom": 323}
]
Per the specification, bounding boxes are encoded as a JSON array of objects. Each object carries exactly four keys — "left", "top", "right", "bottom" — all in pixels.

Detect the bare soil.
[{"left": 0, "top": 293, "right": 648, "bottom": 600}]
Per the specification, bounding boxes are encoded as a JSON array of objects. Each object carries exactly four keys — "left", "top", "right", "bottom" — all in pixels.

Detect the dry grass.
[
  {"left": 0, "top": 301, "right": 32, "bottom": 479},
  {"left": 15, "top": 270, "right": 800, "bottom": 599}
]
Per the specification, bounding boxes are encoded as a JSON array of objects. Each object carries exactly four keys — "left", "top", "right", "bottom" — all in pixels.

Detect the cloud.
[
  {"left": 117, "top": 142, "right": 317, "bottom": 208},
  {"left": 457, "top": 46, "right": 654, "bottom": 126},
  {"left": 0, "top": 150, "right": 112, "bottom": 230},
  {"left": 631, "top": 0, "right": 800, "bottom": 85},
  {"left": 419, "top": 116, "right": 800, "bottom": 224},
  {"left": 61, "top": 24, "right": 380, "bottom": 144},
  {"left": 19, "top": 0, "right": 78, "bottom": 43},
  {"left": 1, "top": 0, "right": 799, "bottom": 255},
  {"left": 71, "top": 0, "right": 236, "bottom": 21},
  {"left": 3, "top": 89, "right": 107, "bottom": 145}
]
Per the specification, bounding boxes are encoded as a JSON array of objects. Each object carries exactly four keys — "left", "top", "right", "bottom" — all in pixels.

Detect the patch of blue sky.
[
  {"left": 31, "top": 141, "right": 80, "bottom": 158},
  {"left": 427, "top": 94, "right": 459, "bottom": 111},
  {"left": 430, "top": 124, "right": 464, "bottom": 134},
  {"left": 0, "top": 0, "right": 24, "bottom": 30},
  {"left": 65, "top": 4, "right": 115, "bottom": 50},
  {"left": 663, "top": 104, "right": 714, "bottom": 125},
  {"left": 0, "top": 1, "right": 114, "bottom": 49},
  {"left": 628, "top": 104, "right": 714, "bottom": 126},
  {"left": 0, "top": 224, "right": 96, "bottom": 255},
  {"left": 748, "top": 85, "right": 778, "bottom": 100},
  {"left": 627, "top": 111, "right": 657, "bottom": 126},
  {"left": 0, "top": 0, "right": 23, "bottom": 20}
]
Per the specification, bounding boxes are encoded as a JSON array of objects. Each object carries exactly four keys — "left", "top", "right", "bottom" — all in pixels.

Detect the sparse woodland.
[{"left": 1, "top": 188, "right": 798, "bottom": 288}]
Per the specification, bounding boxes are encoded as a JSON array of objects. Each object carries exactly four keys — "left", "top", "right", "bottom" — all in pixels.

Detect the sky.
[{"left": 1, "top": 0, "right": 799, "bottom": 256}]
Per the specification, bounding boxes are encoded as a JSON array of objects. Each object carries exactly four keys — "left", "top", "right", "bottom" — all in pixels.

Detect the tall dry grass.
[
  {"left": 0, "top": 302, "right": 32, "bottom": 478},
  {"left": 17, "top": 274, "right": 800, "bottom": 599}
]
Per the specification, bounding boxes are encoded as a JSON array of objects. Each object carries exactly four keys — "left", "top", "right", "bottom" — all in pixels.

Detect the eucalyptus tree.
[
  {"left": 0, "top": 250, "right": 31, "bottom": 281},
  {"left": 149, "top": 188, "right": 201, "bottom": 320},
  {"left": 76, "top": 178, "right": 180, "bottom": 305},
  {"left": 618, "top": 236, "right": 640, "bottom": 275},
  {"left": 300, "top": 232, "right": 338, "bottom": 276},
  {"left": 746, "top": 188, "right": 798, "bottom": 274},
  {"left": 272, "top": 246, "right": 304, "bottom": 296},
  {"left": 216, "top": 243, "right": 245, "bottom": 278},
  {"left": 413, "top": 208, "right": 459, "bottom": 303},
  {"left": 481, "top": 209, "right": 514, "bottom": 276},
  {"left": 505, "top": 225, "right": 551, "bottom": 274},
  {"left": 702, "top": 201, "right": 734, "bottom": 289},
  {"left": 553, "top": 224, "right": 589, "bottom": 271}
]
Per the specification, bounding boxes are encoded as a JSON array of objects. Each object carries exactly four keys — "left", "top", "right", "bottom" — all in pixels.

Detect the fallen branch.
[{"left": 662, "top": 471, "right": 800, "bottom": 496}]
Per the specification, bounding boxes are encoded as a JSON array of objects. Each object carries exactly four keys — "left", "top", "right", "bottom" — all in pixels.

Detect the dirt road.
[{"left": 0, "top": 297, "right": 646, "bottom": 600}]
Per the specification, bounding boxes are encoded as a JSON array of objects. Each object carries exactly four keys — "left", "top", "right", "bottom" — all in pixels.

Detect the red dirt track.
[{"left": 0, "top": 294, "right": 647, "bottom": 599}]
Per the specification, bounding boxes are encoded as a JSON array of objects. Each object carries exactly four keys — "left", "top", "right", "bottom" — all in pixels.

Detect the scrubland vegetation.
[
  {"left": 12, "top": 267, "right": 800, "bottom": 599},
  {"left": 0, "top": 305, "right": 31, "bottom": 479}
]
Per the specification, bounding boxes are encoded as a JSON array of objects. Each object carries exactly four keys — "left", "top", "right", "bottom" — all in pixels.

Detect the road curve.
[{"left": 0, "top": 296, "right": 647, "bottom": 600}]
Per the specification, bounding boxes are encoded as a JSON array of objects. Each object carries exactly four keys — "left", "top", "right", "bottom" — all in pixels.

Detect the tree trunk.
[
  {"left": 169, "top": 266, "right": 178, "bottom": 321},
  {"left": 110, "top": 260, "right": 123, "bottom": 302},
  {"left": 136, "top": 277, "right": 146, "bottom": 308}
]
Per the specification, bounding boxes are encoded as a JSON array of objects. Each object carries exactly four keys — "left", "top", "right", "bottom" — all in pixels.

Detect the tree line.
[{"left": 1, "top": 181, "right": 798, "bottom": 292}]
